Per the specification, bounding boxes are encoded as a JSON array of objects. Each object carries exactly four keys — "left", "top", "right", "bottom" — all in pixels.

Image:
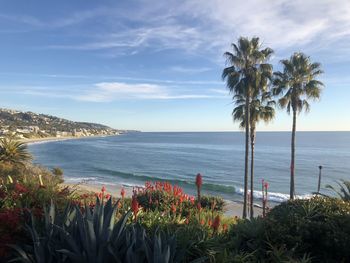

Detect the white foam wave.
[
  {"left": 65, "top": 177, "right": 98, "bottom": 182},
  {"left": 235, "top": 188, "right": 312, "bottom": 203}
]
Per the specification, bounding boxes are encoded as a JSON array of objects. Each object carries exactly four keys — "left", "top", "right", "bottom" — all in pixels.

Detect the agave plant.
[
  {"left": 326, "top": 179, "right": 350, "bottom": 201},
  {"left": 9, "top": 200, "right": 73, "bottom": 263},
  {"left": 9, "top": 197, "right": 187, "bottom": 263}
]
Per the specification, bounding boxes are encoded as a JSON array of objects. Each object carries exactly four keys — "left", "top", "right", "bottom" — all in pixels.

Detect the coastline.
[
  {"left": 62, "top": 181, "right": 262, "bottom": 217},
  {"left": 22, "top": 134, "right": 119, "bottom": 145}
]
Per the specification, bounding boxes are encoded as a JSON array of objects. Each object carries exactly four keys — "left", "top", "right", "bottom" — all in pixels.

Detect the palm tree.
[
  {"left": 0, "top": 137, "right": 32, "bottom": 166},
  {"left": 273, "top": 53, "right": 324, "bottom": 199},
  {"left": 222, "top": 37, "right": 273, "bottom": 218},
  {"left": 233, "top": 92, "right": 275, "bottom": 218}
]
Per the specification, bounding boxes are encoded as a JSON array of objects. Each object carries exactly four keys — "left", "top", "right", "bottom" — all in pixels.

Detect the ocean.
[{"left": 28, "top": 132, "right": 350, "bottom": 203}]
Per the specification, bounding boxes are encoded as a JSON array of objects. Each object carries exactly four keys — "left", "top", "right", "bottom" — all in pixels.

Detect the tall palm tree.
[
  {"left": 222, "top": 37, "right": 273, "bottom": 218},
  {"left": 233, "top": 91, "right": 275, "bottom": 218},
  {"left": 0, "top": 137, "right": 32, "bottom": 166},
  {"left": 273, "top": 52, "right": 324, "bottom": 199}
]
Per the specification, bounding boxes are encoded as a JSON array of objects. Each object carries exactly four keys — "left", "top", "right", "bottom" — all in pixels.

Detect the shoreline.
[
  {"left": 22, "top": 134, "right": 119, "bottom": 145},
  {"left": 62, "top": 181, "right": 262, "bottom": 217}
]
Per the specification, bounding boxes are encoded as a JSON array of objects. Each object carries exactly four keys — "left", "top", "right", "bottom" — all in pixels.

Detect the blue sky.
[{"left": 0, "top": 0, "right": 349, "bottom": 131}]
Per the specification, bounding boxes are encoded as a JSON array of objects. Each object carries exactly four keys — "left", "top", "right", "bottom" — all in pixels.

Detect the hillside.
[{"left": 0, "top": 108, "right": 126, "bottom": 139}]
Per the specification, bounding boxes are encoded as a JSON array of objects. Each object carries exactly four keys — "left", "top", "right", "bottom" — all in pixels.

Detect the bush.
[{"left": 264, "top": 197, "right": 350, "bottom": 262}]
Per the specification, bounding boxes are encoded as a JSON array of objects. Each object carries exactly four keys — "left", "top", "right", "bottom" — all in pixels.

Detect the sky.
[{"left": 0, "top": 0, "right": 349, "bottom": 132}]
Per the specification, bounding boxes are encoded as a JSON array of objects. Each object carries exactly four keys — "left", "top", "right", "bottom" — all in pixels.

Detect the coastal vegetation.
[
  {"left": 1, "top": 35, "right": 343, "bottom": 262},
  {"left": 0, "top": 137, "right": 349, "bottom": 262}
]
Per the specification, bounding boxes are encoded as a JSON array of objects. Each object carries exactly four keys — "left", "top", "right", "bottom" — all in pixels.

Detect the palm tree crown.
[
  {"left": 222, "top": 37, "right": 274, "bottom": 97},
  {"left": 232, "top": 92, "right": 275, "bottom": 130},
  {"left": 273, "top": 52, "right": 323, "bottom": 113}
]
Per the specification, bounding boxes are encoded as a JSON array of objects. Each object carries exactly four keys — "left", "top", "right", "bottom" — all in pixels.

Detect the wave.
[
  {"left": 90, "top": 168, "right": 311, "bottom": 203},
  {"left": 94, "top": 167, "right": 238, "bottom": 192},
  {"left": 235, "top": 187, "right": 312, "bottom": 203}
]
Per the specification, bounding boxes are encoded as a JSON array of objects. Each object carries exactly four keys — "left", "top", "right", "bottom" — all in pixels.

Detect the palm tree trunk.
[
  {"left": 243, "top": 92, "right": 250, "bottom": 218},
  {"left": 290, "top": 110, "right": 297, "bottom": 200},
  {"left": 250, "top": 127, "right": 255, "bottom": 219}
]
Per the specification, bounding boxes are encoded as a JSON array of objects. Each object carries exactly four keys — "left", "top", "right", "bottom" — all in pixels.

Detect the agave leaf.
[
  {"left": 57, "top": 249, "right": 83, "bottom": 262},
  {"left": 7, "top": 244, "right": 33, "bottom": 263}
]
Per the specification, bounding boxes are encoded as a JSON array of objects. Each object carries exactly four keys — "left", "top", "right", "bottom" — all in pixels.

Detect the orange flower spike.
[
  {"left": 120, "top": 187, "right": 126, "bottom": 199},
  {"left": 200, "top": 219, "right": 205, "bottom": 225},
  {"left": 101, "top": 186, "right": 106, "bottom": 193},
  {"left": 197, "top": 202, "right": 201, "bottom": 210},
  {"left": 222, "top": 223, "right": 228, "bottom": 233},
  {"left": 131, "top": 195, "right": 139, "bottom": 222},
  {"left": 171, "top": 203, "right": 176, "bottom": 214},
  {"left": 195, "top": 173, "right": 203, "bottom": 189},
  {"left": 211, "top": 215, "right": 221, "bottom": 232}
]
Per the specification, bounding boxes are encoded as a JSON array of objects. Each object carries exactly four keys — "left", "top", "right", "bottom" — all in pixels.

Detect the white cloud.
[
  {"left": 3, "top": 1, "right": 350, "bottom": 61},
  {"left": 170, "top": 66, "right": 211, "bottom": 74},
  {"left": 75, "top": 82, "right": 227, "bottom": 102}
]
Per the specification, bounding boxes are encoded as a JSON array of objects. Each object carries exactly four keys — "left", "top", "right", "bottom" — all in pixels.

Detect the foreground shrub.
[
  {"left": 134, "top": 181, "right": 224, "bottom": 218},
  {"left": 10, "top": 198, "right": 187, "bottom": 263},
  {"left": 264, "top": 197, "right": 350, "bottom": 262}
]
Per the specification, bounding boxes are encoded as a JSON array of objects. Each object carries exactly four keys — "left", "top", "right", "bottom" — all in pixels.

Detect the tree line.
[{"left": 222, "top": 37, "right": 324, "bottom": 219}]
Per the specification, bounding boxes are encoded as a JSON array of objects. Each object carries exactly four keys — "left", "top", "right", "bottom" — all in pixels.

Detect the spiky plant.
[
  {"left": 0, "top": 137, "right": 32, "bottom": 166},
  {"left": 326, "top": 180, "right": 350, "bottom": 201}
]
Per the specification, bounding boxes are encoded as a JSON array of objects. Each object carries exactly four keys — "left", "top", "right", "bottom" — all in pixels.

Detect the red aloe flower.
[
  {"left": 264, "top": 182, "right": 269, "bottom": 190},
  {"left": 195, "top": 173, "right": 203, "bottom": 205},
  {"left": 189, "top": 196, "right": 195, "bottom": 204},
  {"left": 171, "top": 203, "right": 177, "bottom": 214},
  {"left": 15, "top": 183, "right": 28, "bottom": 194},
  {"left": 131, "top": 195, "right": 139, "bottom": 222},
  {"left": 121, "top": 187, "right": 126, "bottom": 199},
  {"left": 222, "top": 223, "right": 228, "bottom": 233},
  {"left": 195, "top": 173, "right": 203, "bottom": 188},
  {"left": 200, "top": 219, "right": 205, "bottom": 225},
  {"left": 196, "top": 202, "right": 202, "bottom": 211},
  {"left": 211, "top": 215, "right": 221, "bottom": 232},
  {"left": 101, "top": 186, "right": 106, "bottom": 193},
  {"left": 105, "top": 194, "right": 111, "bottom": 200}
]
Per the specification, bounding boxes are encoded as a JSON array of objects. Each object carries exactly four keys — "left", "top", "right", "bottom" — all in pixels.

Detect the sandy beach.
[
  {"left": 62, "top": 181, "right": 262, "bottom": 217},
  {"left": 21, "top": 134, "right": 118, "bottom": 145}
]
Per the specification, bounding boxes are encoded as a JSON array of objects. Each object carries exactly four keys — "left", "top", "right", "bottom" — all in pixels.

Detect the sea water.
[{"left": 28, "top": 132, "right": 350, "bottom": 203}]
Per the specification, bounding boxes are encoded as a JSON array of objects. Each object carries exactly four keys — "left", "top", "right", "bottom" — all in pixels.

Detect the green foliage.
[
  {"left": 326, "top": 179, "right": 350, "bottom": 201},
  {"left": 199, "top": 196, "right": 225, "bottom": 212},
  {"left": 0, "top": 163, "right": 72, "bottom": 210},
  {"left": 10, "top": 198, "right": 186, "bottom": 263},
  {"left": 273, "top": 52, "right": 323, "bottom": 115},
  {"left": 0, "top": 137, "right": 32, "bottom": 166},
  {"left": 264, "top": 197, "right": 350, "bottom": 262}
]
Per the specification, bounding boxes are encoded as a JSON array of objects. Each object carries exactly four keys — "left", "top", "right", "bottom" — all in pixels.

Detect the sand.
[
  {"left": 21, "top": 134, "right": 118, "bottom": 145},
  {"left": 62, "top": 181, "right": 263, "bottom": 218}
]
